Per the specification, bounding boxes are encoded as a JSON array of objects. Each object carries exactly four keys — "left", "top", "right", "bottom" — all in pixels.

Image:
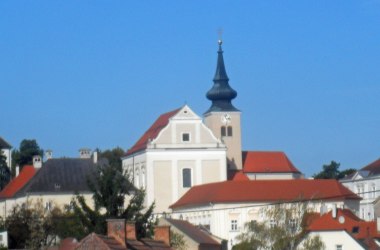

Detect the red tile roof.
[
  {"left": 229, "top": 170, "right": 250, "bottom": 181},
  {"left": 125, "top": 108, "right": 180, "bottom": 156},
  {"left": 242, "top": 151, "right": 301, "bottom": 174},
  {"left": 361, "top": 158, "right": 380, "bottom": 175},
  {"left": 308, "top": 209, "right": 380, "bottom": 241},
  {"left": 164, "top": 218, "right": 220, "bottom": 246},
  {"left": 0, "top": 165, "right": 37, "bottom": 199},
  {"left": 170, "top": 179, "right": 360, "bottom": 209}
]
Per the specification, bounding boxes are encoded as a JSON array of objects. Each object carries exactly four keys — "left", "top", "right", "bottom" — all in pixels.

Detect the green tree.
[
  {"left": 71, "top": 148, "right": 155, "bottom": 240},
  {"left": 11, "top": 139, "right": 43, "bottom": 175},
  {"left": 313, "top": 161, "right": 341, "bottom": 179},
  {"left": 0, "top": 154, "right": 10, "bottom": 190},
  {"left": 233, "top": 202, "right": 325, "bottom": 250},
  {"left": 313, "top": 161, "right": 356, "bottom": 180},
  {"left": 5, "top": 199, "right": 63, "bottom": 249}
]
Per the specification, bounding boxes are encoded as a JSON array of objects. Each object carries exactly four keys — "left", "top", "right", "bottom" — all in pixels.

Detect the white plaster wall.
[
  {"left": 298, "top": 231, "right": 365, "bottom": 250},
  {"left": 341, "top": 176, "right": 380, "bottom": 220},
  {"left": 171, "top": 199, "right": 359, "bottom": 250},
  {"left": 246, "top": 172, "right": 303, "bottom": 180}
]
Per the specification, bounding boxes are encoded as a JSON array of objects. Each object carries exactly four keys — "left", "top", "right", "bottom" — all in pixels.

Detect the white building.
[
  {"left": 298, "top": 208, "right": 380, "bottom": 250},
  {"left": 169, "top": 179, "right": 361, "bottom": 249},
  {"left": 340, "top": 157, "right": 380, "bottom": 221},
  {"left": 0, "top": 137, "right": 12, "bottom": 168},
  {"left": 122, "top": 105, "right": 228, "bottom": 214}
]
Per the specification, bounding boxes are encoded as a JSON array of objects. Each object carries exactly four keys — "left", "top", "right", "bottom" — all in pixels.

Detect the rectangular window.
[
  {"left": 231, "top": 220, "right": 238, "bottom": 231},
  {"left": 182, "top": 133, "right": 190, "bottom": 142},
  {"left": 221, "top": 126, "right": 226, "bottom": 137},
  {"left": 336, "top": 245, "right": 343, "bottom": 250},
  {"left": 227, "top": 126, "right": 233, "bottom": 136},
  {"left": 182, "top": 168, "right": 192, "bottom": 188}
]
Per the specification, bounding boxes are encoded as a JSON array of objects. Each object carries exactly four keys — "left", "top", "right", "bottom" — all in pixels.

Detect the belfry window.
[
  {"left": 221, "top": 126, "right": 226, "bottom": 137},
  {"left": 182, "top": 168, "right": 192, "bottom": 188},
  {"left": 227, "top": 126, "right": 233, "bottom": 136}
]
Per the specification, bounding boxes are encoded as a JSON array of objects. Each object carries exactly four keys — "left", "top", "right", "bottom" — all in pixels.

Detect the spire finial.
[
  {"left": 217, "top": 28, "right": 223, "bottom": 47},
  {"left": 205, "top": 35, "right": 239, "bottom": 113}
]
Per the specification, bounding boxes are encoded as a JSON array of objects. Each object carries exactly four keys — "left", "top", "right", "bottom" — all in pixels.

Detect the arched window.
[
  {"left": 182, "top": 168, "right": 192, "bottom": 188},
  {"left": 227, "top": 126, "right": 233, "bottom": 136},
  {"left": 221, "top": 126, "right": 226, "bottom": 137}
]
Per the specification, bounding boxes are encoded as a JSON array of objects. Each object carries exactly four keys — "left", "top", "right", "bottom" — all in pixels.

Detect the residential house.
[
  {"left": 169, "top": 179, "right": 360, "bottom": 249},
  {"left": 341, "top": 157, "right": 380, "bottom": 221},
  {"left": 0, "top": 149, "right": 102, "bottom": 218},
  {"left": 299, "top": 208, "right": 380, "bottom": 250}
]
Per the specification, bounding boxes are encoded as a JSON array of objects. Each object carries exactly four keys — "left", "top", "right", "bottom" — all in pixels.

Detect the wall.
[
  {"left": 298, "top": 231, "right": 365, "bottom": 250},
  {"left": 171, "top": 199, "right": 358, "bottom": 250}
]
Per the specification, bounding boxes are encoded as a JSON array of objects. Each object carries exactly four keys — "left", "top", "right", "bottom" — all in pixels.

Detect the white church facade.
[{"left": 122, "top": 40, "right": 306, "bottom": 214}]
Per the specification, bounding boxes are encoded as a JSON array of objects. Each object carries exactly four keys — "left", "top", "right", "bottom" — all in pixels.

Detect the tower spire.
[{"left": 205, "top": 40, "right": 239, "bottom": 113}]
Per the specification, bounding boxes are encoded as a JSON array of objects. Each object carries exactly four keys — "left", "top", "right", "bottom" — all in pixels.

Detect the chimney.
[
  {"left": 320, "top": 204, "right": 327, "bottom": 216},
  {"left": 33, "top": 155, "right": 42, "bottom": 168},
  {"left": 126, "top": 222, "right": 137, "bottom": 240},
  {"left": 106, "top": 219, "right": 126, "bottom": 247},
  {"left": 16, "top": 165, "right": 20, "bottom": 177},
  {"left": 332, "top": 204, "right": 337, "bottom": 218},
  {"left": 93, "top": 151, "right": 98, "bottom": 164},
  {"left": 154, "top": 225, "right": 171, "bottom": 246},
  {"left": 45, "top": 150, "right": 53, "bottom": 161},
  {"left": 79, "top": 148, "right": 91, "bottom": 159}
]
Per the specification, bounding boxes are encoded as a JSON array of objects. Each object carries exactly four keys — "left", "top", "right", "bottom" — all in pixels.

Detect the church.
[{"left": 122, "top": 40, "right": 303, "bottom": 214}]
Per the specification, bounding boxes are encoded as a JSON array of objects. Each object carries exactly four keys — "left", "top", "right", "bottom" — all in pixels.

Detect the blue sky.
[{"left": 1, "top": 1, "right": 379, "bottom": 177}]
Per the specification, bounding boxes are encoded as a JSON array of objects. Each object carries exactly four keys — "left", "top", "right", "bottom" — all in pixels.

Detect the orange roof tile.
[
  {"left": 242, "top": 151, "right": 301, "bottom": 174},
  {"left": 125, "top": 108, "right": 180, "bottom": 156},
  {"left": 170, "top": 179, "right": 360, "bottom": 209},
  {"left": 0, "top": 165, "right": 37, "bottom": 199},
  {"left": 229, "top": 171, "right": 250, "bottom": 181},
  {"left": 308, "top": 209, "right": 380, "bottom": 240}
]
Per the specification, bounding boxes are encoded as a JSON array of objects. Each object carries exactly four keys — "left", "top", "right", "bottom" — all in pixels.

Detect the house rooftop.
[
  {"left": 170, "top": 179, "right": 360, "bottom": 209},
  {"left": 0, "top": 137, "right": 11, "bottom": 149},
  {"left": 242, "top": 151, "right": 301, "bottom": 174},
  {"left": 0, "top": 165, "right": 37, "bottom": 199},
  {"left": 15, "top": 158, "right": 106, "bottom": 197},
  {"left": 125, "top": 108, "right": 180, "bottom": 156}
]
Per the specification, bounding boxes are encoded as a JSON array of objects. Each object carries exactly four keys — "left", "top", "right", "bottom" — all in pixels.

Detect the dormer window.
[{"left": 182, "top": 133, "right": 190, "bottom": 142}]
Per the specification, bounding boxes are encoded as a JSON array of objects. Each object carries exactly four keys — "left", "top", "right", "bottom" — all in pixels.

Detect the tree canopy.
[
  {"left": 11, "top": 139, "right": 43, "bottom": 175},
  {"left": 233, "top": 202, "right": 325, "bottom": 250},
  {"left": 0, "top": 153, "right": 10, "bottom": 190},
  {"left": 313, "top": 161, "right": 356, "bottom": 180},
  {"left": 70, "top": 147, "right": 155, "bottom": 239}
]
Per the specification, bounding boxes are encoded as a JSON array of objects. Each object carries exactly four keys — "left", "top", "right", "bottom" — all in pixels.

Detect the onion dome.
[{"left": 205, "top": 40, "right": 239, "bottom": 113}]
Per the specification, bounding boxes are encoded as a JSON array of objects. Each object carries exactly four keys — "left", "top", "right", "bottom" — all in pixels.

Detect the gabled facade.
[
  {"left": 341, "top": 157, "right": 380, "bottom": 221},
  {"left": 169, "top": 179, "right": 360, "bottom": 249},
  {"left": 122, "top": 105, "right": 227, "bottom": 213}
]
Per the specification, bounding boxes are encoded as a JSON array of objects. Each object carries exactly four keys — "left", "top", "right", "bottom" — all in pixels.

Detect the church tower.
[{"left": 204, "top": 40, "right": 242, "bottom": 170}]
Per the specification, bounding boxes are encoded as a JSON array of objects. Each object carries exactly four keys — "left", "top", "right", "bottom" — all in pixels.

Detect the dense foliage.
[
  {"left": 70, "top": 147, "right": 156, "bottom": 239},
  {"left": 0, "top": 154, "right": 10, "bottom": 190},
  {"left": 233, "top": 202, "right": 325, "bottom": 250},
  {"left": 313, "top": 161, "right": 356, "bottom": 180},
  {"left": 11, "top": 139, "right": 43, "bottom": 175}
]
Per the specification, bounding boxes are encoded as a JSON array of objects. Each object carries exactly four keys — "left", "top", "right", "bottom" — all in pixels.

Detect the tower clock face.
[{"left": 221, "top": 113, "right": 232, "bottom": 124}]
